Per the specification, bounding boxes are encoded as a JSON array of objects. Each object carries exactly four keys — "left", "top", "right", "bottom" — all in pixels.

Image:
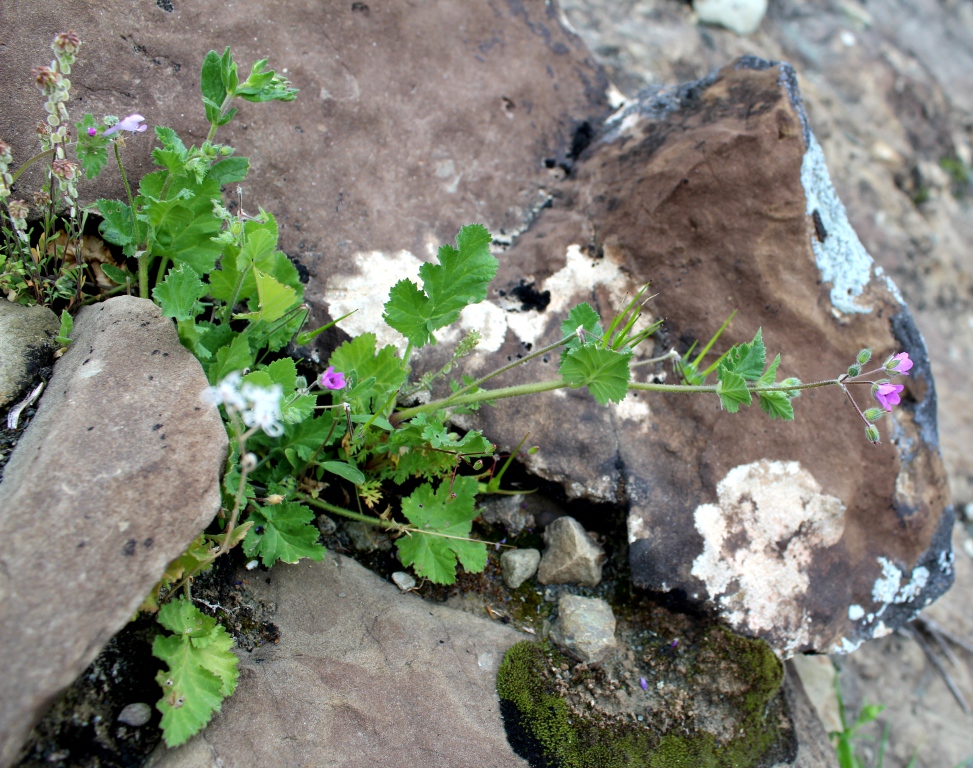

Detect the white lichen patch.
[
  {"left": 610, "top": 393, "right": 651, "bottom": 425},
  {"left": 690, "top": 459, "right": 846, "bottom": 654},
  {"left": 801, "top": 133, "right": 901, "bottom": 314},
  {"left": 848, "top": 604, "right": 865, "bottom": 621},
  {"left": 868, "top": 557, "right": 932, "bottom": 619},
  {"left": 321, "top": 249, "right": 424, "bottom": 354}
]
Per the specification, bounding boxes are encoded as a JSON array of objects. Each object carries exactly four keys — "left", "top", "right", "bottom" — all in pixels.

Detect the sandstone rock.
[
  {"left": 0, "top": 300, "right": 59, "bottom": 410},
  {"left": 146, "top": 554, "right": 528, "bottom": 768},
  {"left": 693, "top": 0, "right": 767, "bottom": 35},
  {"left": 537, "top": 516, "right": 605, "bottom": 587},
  {"left": 501, "top": 548, "right": 541, "bottom": 589},
  {"left": 343, "top": 520, "right": 390, "bottom": 552},
  {"left": 0, "top": 296, "right": 226, "bottom": 767},
  {"left": 441, "top": 58, "right": 951, "bottom": 657},
  {"left": 547, "top": 594, "right": 616, "bottom": 665}
]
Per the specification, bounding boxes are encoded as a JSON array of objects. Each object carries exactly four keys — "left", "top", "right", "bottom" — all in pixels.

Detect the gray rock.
[
  {"left": 146, "top": 554, "right": 528, "bottom": 768},
  {"left": 501, "top": 548, "right": 541, "bottom": 590},
  {"left": 547, "top": 594, "right": 616, "bottom": 665},
  {"left": 0, "top": 297, "right": 227, "bottom": 767},
  {"left": 343, "top": 520, "right": 390, "bottom": 552},
  {"left": 315, "top": 514, "right": 336, "bottom": 536},
  {"left": 478, "top": 494, "right": 535, "bottom": 535},
  {"left": 0, "top": 300, "right": 59, "bottom": 410},
  {"left": 537, "top": 517, "right": 605, "bottom": 587},
  {"left": 693, "top": 0, "right": 767, "bottom": 35},
  {"left": 116, "top": 702, "right": 152, "bottom": 728},
  {"left": 391, "top": 571, "right": 416, "bottom": 592}
]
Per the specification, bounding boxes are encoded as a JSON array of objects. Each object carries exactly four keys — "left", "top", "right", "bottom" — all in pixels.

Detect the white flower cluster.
[{"left": 203, "top": 372, "right": 284, "bottom": 437}]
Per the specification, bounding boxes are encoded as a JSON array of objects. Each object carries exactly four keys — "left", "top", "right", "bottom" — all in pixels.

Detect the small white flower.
[
  {"left": 202, "top": 371, "right": 246, "bottom": 411},
  {"left": 240, "top": 382, "right": 284, "bottom": 437}
]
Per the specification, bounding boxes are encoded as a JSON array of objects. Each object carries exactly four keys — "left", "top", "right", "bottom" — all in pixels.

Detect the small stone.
[
  {"left": 537, "top": 516, "right": 605, "bottom": 587},
  {"left": 963, "top": 538, "right": 973, "bottom": 560},
  {"left": 344, "top": 521, "right": 390, "bottom": 552},
  {"left": 500, "top": 548, "right": 541, "bottom": 589},
  {"left": 116, "top": 702, "right": 152, "bottom": 727},
  {"left": 693, "top": 0, "right": 768, "bottom": 35},
  {"left": 962, "top": 502, "right": 973, "bottom": 523},
  {"left": 316, "top": 514, "right": 337, "bottom": 536},
  {"left": 548, "top": 594, "right": 617, "bottom": 665},
  {"left": 391, "top": 571, "right": 416, "bottom": 592}
]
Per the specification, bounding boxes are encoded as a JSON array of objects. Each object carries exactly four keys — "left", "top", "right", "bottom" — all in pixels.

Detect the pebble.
[
  {"left": 537, "top": 516, "right": 606, "bottom": 587},
  {"left": 500, "top": 548, "right": 540, "bottom": 589},
  {"left": 962, "top": 501, "right": 973, "bottom": 523},
  {"left": 963, "top": 538, "right": 973, "bottom": 560},
  {"left": 391, "top": 571, "right": 416, "bottom": 592},
  {"left": 116, "top": 702, "right": 152, "bottom": 727},
  {"left": 693, "top": 0, "right": 768, "bottom": 35},
  {"left": 548, "top": 594, "right": 617, "bottom": 665},
  {"left": 316, "top": 514, "right": 337, "bottom": 536}
]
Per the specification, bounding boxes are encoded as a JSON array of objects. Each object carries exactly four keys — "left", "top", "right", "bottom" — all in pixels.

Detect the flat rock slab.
[
  {"left": 148, "top": 554, "right": 529, "bottom": 768},
  {"left": 0, "top": 296, "right": 226, "bottom": 767}
]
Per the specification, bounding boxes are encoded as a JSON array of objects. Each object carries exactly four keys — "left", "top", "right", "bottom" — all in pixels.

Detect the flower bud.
[
  {"left": 856, "top": 348, "right": 872, "bottom": 364},
  {"left": 265, "top": 493, "right": 285, "bottom": 505},
  {"left": 241, "top": 452, "right": 258, "bottom": 472},
  {"left": 865, "top": 425, "right": 880, "bottom": 445},
  {"left": 847, "top": 364, "right": 862, "bottom": 377},
  {"left": 53, "top": 31, "right": 81, "bottom": 56},
  {"left": 863, "top": 408, "right": 884, "bottom": 422}
]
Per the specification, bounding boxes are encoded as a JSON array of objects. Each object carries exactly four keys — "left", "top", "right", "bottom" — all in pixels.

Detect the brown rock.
[
  {"left": 146, "top": 554, "right": 528, "bottom": 768},
  {"left": 445, "top": 59, "right": 949, "bottom": 656},
  {"left": 0, "top": 296, "right": 226, "bottom": 767}
]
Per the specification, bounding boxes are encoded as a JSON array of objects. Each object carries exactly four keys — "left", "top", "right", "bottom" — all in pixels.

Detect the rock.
[
  {"left": 693, "top": 0, "right": 767, "bottom": 35},
  {"left": 501, "top": 548, "right": 541, "bottom": 590},
  {"left": 116, "top": 702, "right": 152, "bottom": 728},
  {"left": 452, "top": 58, "right": 951, "bottom": 656},
  {"left": 146, "top": 554, "right": 528, "bottom": 768},
  {"left": 537, "top": 516, "right": 605, "bottom": 587},
  {"left": 547, "top": 594, "right": 616, "bottom": 665},
  {"left": 315, "top": 513, "right": 336, "bottom": 536},
  {"left": 0, "top": 1, "right": 608, "bottom": 363},
  {"left": 391, "top": 571, "right": 416, "bottom": 592},
  {"left": 0, "top": 296, "right": 227, "bottom": 767},
  {"left": 0, "top": 300, "right": 59, "bottom": 410},
  {"left": 343, "top": 520, "right": 390, "bottom": 552},
  {"left": 478, "top": 494, "right": 535, "bottom": 535}
]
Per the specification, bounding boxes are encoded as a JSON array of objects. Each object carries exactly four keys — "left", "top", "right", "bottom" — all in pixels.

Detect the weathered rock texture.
[
  {"left": 147, "top": 554, "right": 529, "bottom": 768},
  {"left": 447, "top": 59, "right": 950, "bottom": 656},
  {"left": 548, "top": 594, "right": 617, "bottom": 665},
  {"left": 0, "top": 0, "right": 608, "bottom": 324},
  {"left": 0, "top": 300, "right": 59, "bottom": 410},
  {"left": 537, "top": 515, "right": 606, "bottom": 586},
  {"left": 0, "top": 297, "right": 226, "bottom": 768}
]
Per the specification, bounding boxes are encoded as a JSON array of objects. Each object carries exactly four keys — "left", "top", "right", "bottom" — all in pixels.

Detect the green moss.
[{"left": 497, "top": 628, "right": 792, "bottom": 768}]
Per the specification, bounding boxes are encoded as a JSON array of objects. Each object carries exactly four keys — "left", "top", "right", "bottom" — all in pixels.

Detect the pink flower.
[
  {"left": 319, "top": 366, "right": 346, "bottom": 390},
  {"left": 874, "top": 382, "right": 904, "bottom": 411},
  {"left": 103, "top": 114, "right": 148, "bottom": 136},
  {"left": 87, "top": 127, "right": 97, "bottom": 136},
  {"left": 887, "top": 352, "right": 913, "bottom": 375}
]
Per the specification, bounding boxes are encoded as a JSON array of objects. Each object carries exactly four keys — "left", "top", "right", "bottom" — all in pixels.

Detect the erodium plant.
[{"left": 2, "top": 34, "right": 916, "bottom": 749}]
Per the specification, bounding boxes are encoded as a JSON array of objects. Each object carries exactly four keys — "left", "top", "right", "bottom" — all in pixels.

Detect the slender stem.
[
  {"left": 839, "top": 384, "right": 872, "bottom": 429},
  {"left": 628, "top": 378, "right": 839, "bottom": 394},
  {"left": 206, "top": 92, "right": 237, "bottom": 143},
  {"left": 394, "top": 379, "right": 569, "bottom": 422},
  {"left": 631, "top": 349, "right": 680, "bottom": 369},
  {"left": 154, "top": 255, "right": 171, "bottom": 287},
  {"left": 81, "top": 282, "right": 129, "bottom": 305},
  {"left": 113, "top": 141, "right": 147, "bottom": 299},
  {"left": 9, "top": 147, "right": 57, "bottom": 185},
  {"left": 447, "top": 334, "right": 572, "bottom": 404},
  {"left": 301, "top": 494, "right": 388, "bottom": 526}
]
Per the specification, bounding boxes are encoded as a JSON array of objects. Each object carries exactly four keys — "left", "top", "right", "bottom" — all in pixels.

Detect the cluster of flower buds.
[
  {"left": 0, "top": 140, "right": 11, "bottom": 202},
  {"left": 843, "top": 348, "right": 913, "bottom": 445},
  {"left": 203, "top": 372, "right": 285, "bottom": 437},
  {"left": 50, "top": 157, "right": 80, "bottom": 212},
  {"left": 28, "top": 32, "right": 81, "bottom": 159}
]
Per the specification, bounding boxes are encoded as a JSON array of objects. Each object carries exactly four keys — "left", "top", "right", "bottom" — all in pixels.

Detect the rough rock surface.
[
  {"left": 693, "top": 0, "right": 768, "bottom": 36},
  {"left": 548, "top": 594, "right": 617, "bottom": 665},
  {"left": 501, "top": 547, "right": 541, "bottom": 589},
  {"left": 147, "top": 554, "right": 529, "bottom": 768},
  {"left": 0, "top": 300, "right": 59, "bottom": 410},
  {"left": 0, "top": 0, "right": 608, "bottom": 335},
  {"left": 456, "top": 59, "right": 949, "bottom": 657},
  {"left": 0, "top": 296, "right": 226, "bottom": 767},
  {"left": 537, "top": 516, "right": 606, "bottom": 586}
]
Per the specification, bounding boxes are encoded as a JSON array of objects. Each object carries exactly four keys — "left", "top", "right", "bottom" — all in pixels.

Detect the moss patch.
[{"left": 497, "top": 625, "right": 794, "bottom": 768}]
